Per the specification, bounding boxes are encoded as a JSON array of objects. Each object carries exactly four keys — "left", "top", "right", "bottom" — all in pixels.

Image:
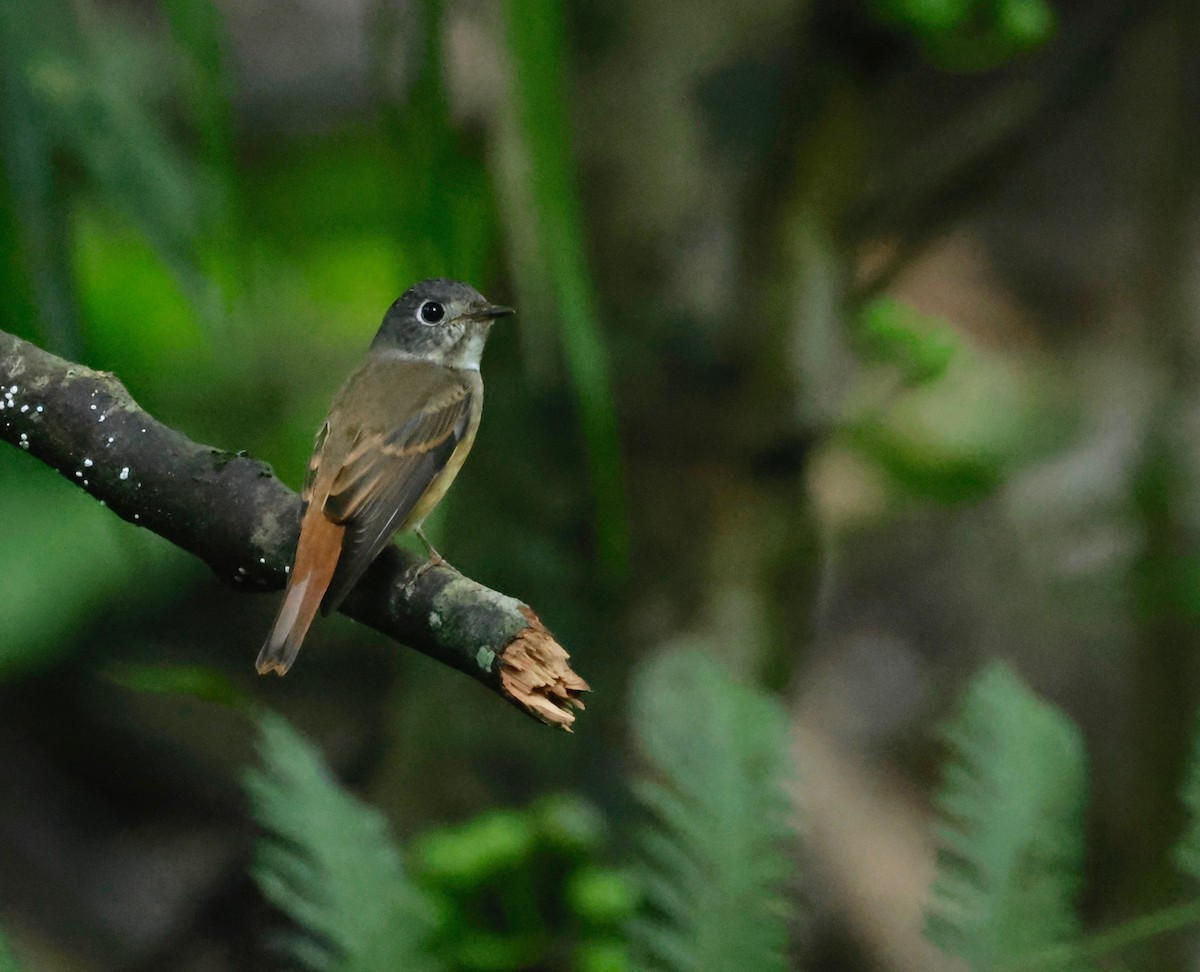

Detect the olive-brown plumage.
[{"left": 257, "top": 279, "right": 512, "bottom": 676}]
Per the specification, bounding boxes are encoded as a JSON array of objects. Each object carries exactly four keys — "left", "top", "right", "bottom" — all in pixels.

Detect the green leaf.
[
  {"left": 413, "top": 809, "right": 536, "bottom": 890},
  {"left": 245, "top": 713, "right": 440, "bottom": 972},
  {"left": 577, "top": 938, "right": 632, "bottom": 972},
  {"left": 996, "top": 0, "right": 1056, "bottom": 47},
  {"left": 857, "top": 297, "right": 958, "bottom": 387},
  {"left": 103, "top": 662, "right": 254, "bottom": 712},
  {"left": 628, "top": 648, "right": 798, "bottom": 972},
  {"left": 925, "top": 662, "right": 1095, "bottom": 971},
  {"left": 846, "top": 421, "right": 1003, "bottom": 502},
  {"left": 501, "top": 0, "right": 629, "bottom": 578},
  {"left": 568, "top": 867, "right": 638, "bottom": 926},
  {"left": 871, "top": 0, "right": 974, "bottom": 34},
  {"left": 846, "top": 336, "right": 1050, "bottom": 504},
  {"left": 866, "top": 0, "right": 1056, "bottom": 70}
]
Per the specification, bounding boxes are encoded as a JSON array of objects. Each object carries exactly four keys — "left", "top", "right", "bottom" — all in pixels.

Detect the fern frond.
[
  {"left": 925, "top": 662, "right": 1094, "bottom": 971},
  {"left": 629, "top": 647, "right": 798, "bottom": 972},
  {"left": 244, "top": 713, "right": 439, "bottom": 972}
]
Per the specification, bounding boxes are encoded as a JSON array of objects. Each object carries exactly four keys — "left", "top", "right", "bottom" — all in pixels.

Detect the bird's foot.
[{"left": 403, "top": 552, "right": 453, "bottom": 597}]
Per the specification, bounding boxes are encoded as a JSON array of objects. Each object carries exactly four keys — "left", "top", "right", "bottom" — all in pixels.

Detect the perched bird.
[{"left": 257, "top": 278, "right": 513, "bottom": 676}]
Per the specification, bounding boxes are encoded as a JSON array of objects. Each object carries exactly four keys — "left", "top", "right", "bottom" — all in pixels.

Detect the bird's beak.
[{"left": 475, "top": 303, "right": 515, "bottom": 321}]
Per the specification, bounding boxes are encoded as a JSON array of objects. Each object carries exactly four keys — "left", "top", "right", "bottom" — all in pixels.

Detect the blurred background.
[{"left": 1, "top": 0, "right": 1199, "bottom": 968}]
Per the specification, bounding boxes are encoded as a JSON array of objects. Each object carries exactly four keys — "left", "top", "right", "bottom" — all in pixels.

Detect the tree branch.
[{"left": 0, "top": 330, "right": 589, "bottom": 729}]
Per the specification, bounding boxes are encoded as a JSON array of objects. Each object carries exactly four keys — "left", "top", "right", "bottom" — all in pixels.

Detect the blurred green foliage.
[
  {"left": 1174, "top": 718, "right": 1200, "bottom": 884},
  {"left": 920, "top": 665, "right": 1200, "bottom": 970},
  {"left": 867, "top": 0, "right": 1056, "bottom": 69},
  {"left": 501, "top": 0, "right": 629, "bottom": 578},
  {"left": 233, "top": 648, "right": 801, "bottom": 971},
  {"left": 0, "top": 0, "right": 223, "bottom": 680},
  {"left": 0, "top": 0, "right": 211, "bottom": 357},
  {"left": 374, "top": 0, "right": 496, "bottom": 285},
  {"left": 414, "top": 796, "right": 632, "bottom": 970},
  {"left": 9, "top": 652, "right": 1200, "bottom": 971},
  {"left": 925, "top": 663, "right": 1092, "bottom": 970},
  {"left": 160, "top": 0, "right": 235, "bottom": 191},
  {"left": 246, "top": 713, "right": 442, "bottom": 972},
  {"left": 0, "top": 457, "right": 193, "bottom": 677},
  {"left": 232, "top": 656, "right": 1200, "bottom": 972},
  {"left": 629, "top": 649, "right": 798, "bottom": 972},
  {"left": 857, "top": 297, "right": 958, "bottom": 387},
  {"left": 0, "top": 925, "right": 19, "bottom": 972},
  {"left": 102, "top": 660, "right": 255, "bottom": 712},
  {"left": 846, "top": 299, "right": 1053, "bottom": 503},
  {"left": 6, "top": 0, "right": 1200, "bottom": 969}
]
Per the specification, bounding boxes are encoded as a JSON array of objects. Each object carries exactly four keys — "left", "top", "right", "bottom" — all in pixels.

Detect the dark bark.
[{"left": 0, "top": 329, "right": 588, "bottom": 728}]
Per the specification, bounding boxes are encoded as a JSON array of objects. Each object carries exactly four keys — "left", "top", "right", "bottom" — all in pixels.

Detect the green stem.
[{"left": 1006, "top": 899, "right": 1200, "bottom": 970}]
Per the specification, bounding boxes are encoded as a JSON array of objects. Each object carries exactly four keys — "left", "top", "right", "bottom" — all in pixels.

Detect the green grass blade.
[
  {"left": 501, "top": 0, "right": 629, "bottom": 578},
  {"left": 372, "top": 0, "right": 496, "bottom": 287},
  {"left": 0, "top": 0, "right": 81, "bottom": 354},
  {"left": 161, "top": 0, "right": 235, "bottom": 184}
]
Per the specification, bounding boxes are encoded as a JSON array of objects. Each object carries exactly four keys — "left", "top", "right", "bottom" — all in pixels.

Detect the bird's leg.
[
  {"left": 404, "top": 526, "right": 454, "bottom": 594},
  {"left": 415, "top": 526, "right": 450, "bottom": 567}
]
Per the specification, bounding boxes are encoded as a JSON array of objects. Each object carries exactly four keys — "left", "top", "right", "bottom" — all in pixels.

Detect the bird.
[{"left": 257, "top": 278, "right": 513, "bottom": 676}]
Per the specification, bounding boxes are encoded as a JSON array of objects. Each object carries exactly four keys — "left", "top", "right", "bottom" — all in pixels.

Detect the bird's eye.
[{"left": 418, "top": 300, "right": 445, "bottom": 325}]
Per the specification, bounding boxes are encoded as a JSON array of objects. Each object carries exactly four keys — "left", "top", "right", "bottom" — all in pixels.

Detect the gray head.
[{"left": 372, "top": 278, "right": 513, "bottom": 369}]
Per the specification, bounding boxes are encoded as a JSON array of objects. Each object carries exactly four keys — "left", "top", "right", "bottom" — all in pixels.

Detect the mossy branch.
[{"left": 0, "top": 330, "right": 588, "bottom": 729}]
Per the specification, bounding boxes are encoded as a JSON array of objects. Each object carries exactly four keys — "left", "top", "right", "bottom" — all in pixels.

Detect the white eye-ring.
[{"left": 418, "top": 300, "right": 445, "bottom": 325}]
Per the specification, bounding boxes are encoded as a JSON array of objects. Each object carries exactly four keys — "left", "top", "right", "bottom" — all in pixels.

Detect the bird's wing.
[
  {"left": 301, "top": 420, "right": 329, "bottom": 509},
  {"left": 315, "top": 379, "right": 474, "bottom": 613}
]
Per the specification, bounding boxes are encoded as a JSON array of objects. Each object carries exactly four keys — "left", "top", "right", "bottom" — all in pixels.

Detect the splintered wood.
[{"left": 499, "top": 607, "right": 589, "bottom": 730}]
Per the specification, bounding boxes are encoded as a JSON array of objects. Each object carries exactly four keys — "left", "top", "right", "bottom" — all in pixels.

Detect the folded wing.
[{"left": 318, "top": 380, "right": 473, "bottom": 613}]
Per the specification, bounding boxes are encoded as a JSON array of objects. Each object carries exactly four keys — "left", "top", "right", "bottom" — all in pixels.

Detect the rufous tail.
[{"left": 257, "top": 508, "right": 344, "bottom": 676}]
